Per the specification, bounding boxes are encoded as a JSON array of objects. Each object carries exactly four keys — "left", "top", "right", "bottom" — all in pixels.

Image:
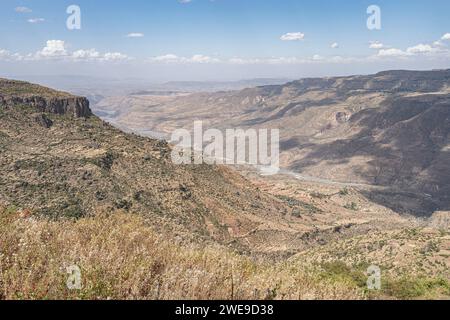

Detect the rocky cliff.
[
  {"left": 0, "top": 78, "right": 92, "bottom": 118},
  {"left": 0, "top": 95, "right": 91, "bottom": 118}
]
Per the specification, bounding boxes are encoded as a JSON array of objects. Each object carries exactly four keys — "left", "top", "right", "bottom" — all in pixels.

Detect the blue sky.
[{"left": 1, "top": 0, "right": 450, "bottom": 81}]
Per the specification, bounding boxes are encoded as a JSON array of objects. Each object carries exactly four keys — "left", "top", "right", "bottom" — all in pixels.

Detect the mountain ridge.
[
  {"left": 96, "top": 69, "right": 450, "bottom": 215},
  {"left": 0, "top": 78, "right": 91, "bottom": 118}
]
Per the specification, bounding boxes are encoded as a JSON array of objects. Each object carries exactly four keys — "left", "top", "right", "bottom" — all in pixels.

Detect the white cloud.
[
  {"left": 265, "top": 57, "right": 304, "bottom": 64},
  {"left": 37, "top": 40, "right": 68, "bottom": 58},
  {"left": 149, "top": 54, "right": 219, "bottom": 64},
  {"left": 4, "top": 35, "right": 450, "bottom": 67},
  {"left": 126, "top": 33, "right": 144, "bottom": 38},
  {"left": 228, "top": 57, "right": 262, "bottom": 65},
  {"left": 179, "top": 0, "right": 192, "bottom": 3},
  {"left": 150, "top": 54, "right": 183, "bottom": 63},
  {"left": 71, "top": 50, "right": 129, "bottom": 62},
  {"left": 0, "top": 49, "right": 12, "bottom": 59},
  {"left": 372, "top": 31, "right": 450, "bottom": 58},
  {"left": 330, "top": 42, "right": 339, "bottom": 49},
  {"left": 226, "top": 55, "right": 358, "bottom": 65},
  {"left": 72, "top": 50, "right": 129, "bottom": 62},
  {"left": 0, "top": 49, "right": 25, "bottom": 61},
  {"left": 15, "top": 6, "right": 32, "bottom": 13},
  {"left": 328, "top": 56, "right": 347, "bottom": 63},
  {"left": 25, "top": 40, "right": 130, "bottom": 62},
  {"left": 102, "top": 52, "right": 129, "bottom": 61},
  {"left": 373, "top": 39, "right": 450, "bottom": 59},
  {"left": 429, "top": 34, "right": 450, "bottom": 49},
  {"left": 312, "top": 54, "right": 323, "bottom": 61},
  {"left": 190, "top": 54, "right": 220, "bottom": 63},
  {"left": 406, "top": 44, "right": 439, "bottom": 54},
  {"left": 377, "top": 48, "right": 409, "bottom": 57},
  {"left": 228, "top": 57, "right": 314, "bottom": 65},
  {"left": 72, "top": 49, "right": 101, "bottom": 60},
  {"left": 227, "top": 57, "right": 247, "bottom": 64},
  {"left": 28, "top": 18, "right": 45, "bottom": 24},
  {"left": 369, "top": 41, "right": 384, "bottom": 49},
  {"left": 280, "top": 32, "right": 305, "bottom": 41}
]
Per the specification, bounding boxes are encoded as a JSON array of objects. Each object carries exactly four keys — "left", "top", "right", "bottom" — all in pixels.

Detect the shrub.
[{"left": 344, "top": 202, "right": 358, "bottom": 211}]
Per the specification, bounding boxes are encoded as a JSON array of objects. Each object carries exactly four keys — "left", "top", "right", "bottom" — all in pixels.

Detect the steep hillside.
[
  {"left": 98, "top": 70, "right": 450, "bottom": 215},
  {"left": 0, "top": 78, "right": 296, "bottom": 253}
]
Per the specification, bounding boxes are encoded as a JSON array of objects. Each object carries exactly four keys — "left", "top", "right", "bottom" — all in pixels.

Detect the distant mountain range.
[
  {"left": 145, "top": 78, "right": 292, "bottom": 93},
  {"left": 98, "top": 70, "right": 450, "bottom": 216},
  {"left": 4, "top": 75, "right": 291, "bottom": 98}
]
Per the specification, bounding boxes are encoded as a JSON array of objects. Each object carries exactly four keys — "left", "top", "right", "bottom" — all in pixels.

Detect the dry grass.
[{"left": 0, "top": 207, "right": 364, "bottom": 300}]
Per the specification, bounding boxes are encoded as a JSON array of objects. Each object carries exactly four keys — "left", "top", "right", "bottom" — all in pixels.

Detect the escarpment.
[
  {"left": 0, "top": 78, "right": 92, "bottom": 118},
  {"left": 0, "top": 95, "right": 92, "bottom": 118}
]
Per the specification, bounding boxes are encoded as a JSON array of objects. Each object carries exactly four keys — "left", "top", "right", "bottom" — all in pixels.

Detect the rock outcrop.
[
  {"left": 33, "top": 113, "right": 54, "bottom": 128},
  {"left": 0, "top": 95, "right": 92, "bottom": 118},
  {"left": 0, "top": 78, "right": 92, "bottom": 118}
]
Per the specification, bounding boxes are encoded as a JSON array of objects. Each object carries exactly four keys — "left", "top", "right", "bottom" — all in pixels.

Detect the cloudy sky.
[{"left": 1, "top": 0, "right": 450, "bottom": 81}]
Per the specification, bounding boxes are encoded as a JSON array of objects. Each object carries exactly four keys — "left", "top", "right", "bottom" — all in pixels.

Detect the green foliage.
[
  {"left": 276, "top": 195, "right": 322, "bottom": 214},
  {"left": 344, "top": 202, "right": 359, "bottom": 211},
  {"left": 60, "top": 198, "right": 85, "bottom": 219},
  {"left": 94, "top": 150, "right": 116, "bottom": 170},
  {"left": 310, "top": 192, "right": 328, "bottom": 199},
  {"left": 115, "top": 199, "right": 133, "bottom": 211},
  {"left": 320, "top": 261, "right": 367, "bottom": 288},
  {"left": 292, "top": 209, "right": 301, "bottom": 218},
  {"left": 5, "top": 205, "right": 18, "bottom": 215},
  {"left": 383, "top": 277, "right": 450, "bottom": 299}
]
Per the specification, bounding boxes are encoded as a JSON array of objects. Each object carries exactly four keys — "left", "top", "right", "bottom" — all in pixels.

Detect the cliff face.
[
  {"left": 0, "top": 78, "right": 92, "bottom": 118},
  {"left": 0, "top": 95, "right": 92, "bottom": 118},
  {"left": 284, "top": 69, "right": 450, "bottom": 94}
]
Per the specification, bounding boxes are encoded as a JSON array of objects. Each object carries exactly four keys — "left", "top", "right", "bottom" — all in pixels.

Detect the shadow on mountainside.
[{"left": 287, "top": 94, "right": 450, "bottom": 217}]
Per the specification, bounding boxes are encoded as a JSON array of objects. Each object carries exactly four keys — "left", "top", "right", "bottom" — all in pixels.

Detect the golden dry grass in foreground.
[
  {"left": 1, "top": 207, "right": 449, "bottom": 300},
  {"left": 0, "top": 208, "right": 364, "bottom": 300}
]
